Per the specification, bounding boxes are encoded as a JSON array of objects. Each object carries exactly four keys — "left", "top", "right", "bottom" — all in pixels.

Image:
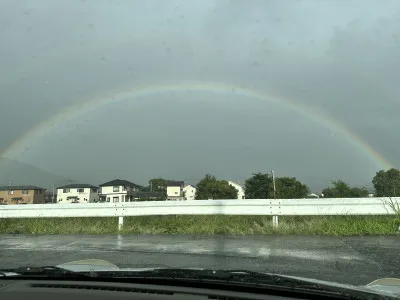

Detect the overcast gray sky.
[{"left": 1, "top": 0, "right": 400, "bottom": 191}]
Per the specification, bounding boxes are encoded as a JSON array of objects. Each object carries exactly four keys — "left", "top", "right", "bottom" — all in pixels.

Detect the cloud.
[{"left": 0, "top": 0, "right": 399, "bottom": 190}]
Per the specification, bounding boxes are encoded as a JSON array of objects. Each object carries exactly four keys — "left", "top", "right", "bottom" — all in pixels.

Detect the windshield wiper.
[
  {"left": 0, "top": 267, "right": 312, "bottom": 287},
  {"left": 83, "top": 268, "right": 314, "bottom": 284},
  {"left": 0, "top": 266, "right": 90, "bottom": 278},
  {"left": 82, "top": 268, "right": 339, "bottom": 291}
]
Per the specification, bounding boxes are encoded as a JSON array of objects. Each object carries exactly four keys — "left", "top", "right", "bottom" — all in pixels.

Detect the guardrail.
[{"left": 0, "top": 198, "right": 399, "bottom": 230}]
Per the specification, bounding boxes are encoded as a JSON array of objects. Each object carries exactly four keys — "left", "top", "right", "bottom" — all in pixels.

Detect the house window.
[
  {"left": 113, "top": 196, "right": 119, "bottom": 203},
  {"left": 123, "top": 186, "right": 127, "bottom": 191},
  {"left": 22, "top": 190, "right": 29, "bottom": 195},
  {"left": 113, "top": 186, "right": 120, "bottom": 192},
  {"left": 8, "top": 190, "right": 14, "bottom": 195},
  {"left": 63, "top": 189, "right": 70, "bottom": 193},
  {"left": 77, "top": 188, "right": 84, "bottom": 193},
  {"left": 106, "top": 197, "right": 110, "bottom": 202}
]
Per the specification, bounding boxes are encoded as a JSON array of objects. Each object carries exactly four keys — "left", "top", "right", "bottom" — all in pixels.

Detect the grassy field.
[{"left": 0, "top": 215, "right": 398, "bottom": 235}]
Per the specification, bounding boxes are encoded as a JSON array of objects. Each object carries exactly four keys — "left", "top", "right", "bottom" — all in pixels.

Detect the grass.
[{"left": 0, "top": 215, "right": 398, "bottom": 235}]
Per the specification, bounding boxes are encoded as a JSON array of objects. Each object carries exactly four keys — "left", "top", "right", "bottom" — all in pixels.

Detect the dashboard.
[{"left": 0, "top": 279, "right": 319, "bottom": 300}]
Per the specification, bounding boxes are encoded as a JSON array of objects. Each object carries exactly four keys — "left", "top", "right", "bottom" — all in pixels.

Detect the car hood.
[
  {"left": 55, "top": 259, "right": 400, "bottom": 297},
  {"left": 5, "top": 259, "right": 400, "bottom": 298}
]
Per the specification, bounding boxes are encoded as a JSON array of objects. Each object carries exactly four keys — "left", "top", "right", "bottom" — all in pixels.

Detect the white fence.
[{"left": 0, "top": 198, "right": 399, "bottom": 230}]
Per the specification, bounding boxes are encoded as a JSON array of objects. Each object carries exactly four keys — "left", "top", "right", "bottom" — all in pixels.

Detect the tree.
[
  {"left": 372, "top": 168, "right": 400, "bottom": 197},
  {"left": 275, "top": 177, "right": 310, "bottom": 199},
  {"left": 245, "top": 173, "right": 272, "bottom": 199},
  {"left": 322, "top": 180, "right": 369, "bottom": 198},
  {"left": 195, "top": 174, "right": 238, "bottom": 200},
  {"left": 141, "top": 178, "right": 168, "bottom": 199},
  {"left": 149, "top": 178, "right": 168, "bottom": 192},
  {"left": 245, "top": 173, "right": 310, "bottom": 199},
  {"left": 350, "top": 187, "right": 370, "bottom": 197}
]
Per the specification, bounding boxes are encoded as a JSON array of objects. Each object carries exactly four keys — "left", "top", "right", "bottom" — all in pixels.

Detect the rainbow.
[{"left": 0, "top": 81, "right": 393, "bottom": 170}]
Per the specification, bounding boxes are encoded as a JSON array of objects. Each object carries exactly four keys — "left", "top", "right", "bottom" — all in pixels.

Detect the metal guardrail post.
[
  {"left": 118, "top": 216, "right": 124, "bottom": 231},
  {"left": 272, "top": 215, "right": 279, "bottom": 227},
  {"left": 270, "top": 197, "right": 280, "bottom": 227}
]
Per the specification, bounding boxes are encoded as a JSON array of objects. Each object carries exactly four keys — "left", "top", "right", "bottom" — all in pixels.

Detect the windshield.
[{"left": 0, "top": 0, "right": 399, "bottom": 293}]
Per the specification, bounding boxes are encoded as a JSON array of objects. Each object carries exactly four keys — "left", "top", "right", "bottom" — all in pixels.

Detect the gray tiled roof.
[
  {"left": 167, "top": 181, "right": 184, "bottom": 187},
  {"left": 99, "top": 179, "right": 142, "bottom": 189},
  {"left": 0, "top": 185, "right": 45, "bottom": 191},
  {"left": 57, "top": 183, "right": 98, "bottom": 189}
]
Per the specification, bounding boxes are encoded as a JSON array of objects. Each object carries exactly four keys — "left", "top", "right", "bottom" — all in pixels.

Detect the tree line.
[
  {"left": 141, "top": 168, "right": 400, "bottom": 199},
  {"left": 194, "top": 173, "right": 311, "bottom": 199}
]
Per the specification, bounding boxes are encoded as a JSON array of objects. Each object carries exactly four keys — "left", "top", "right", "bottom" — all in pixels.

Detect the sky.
[{"left": 1, "top": 0, "right": 400, "bottom": 191}]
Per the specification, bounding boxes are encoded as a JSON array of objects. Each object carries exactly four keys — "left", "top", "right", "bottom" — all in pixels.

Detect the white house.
[
  {"left": 99, "top": 179, "right": 142, "bottom": 203},
  {"left": 228, "top": 181, "right": 245, "bottom": 199},
  {"left": 183, "top": 184, "right": 196, "bottom": 200},
  {"left": 56, "top": 184, "right": 99, "bottom": 204},
  {"left": 167, "top": 181, "right": 184, "bottom": 200}
]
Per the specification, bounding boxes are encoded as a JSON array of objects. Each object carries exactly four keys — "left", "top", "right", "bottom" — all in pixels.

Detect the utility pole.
[
  {"left": 52, "top": 185, "right": 55, "bottom": 203},
  {"left": 271, "top": 170, "right": 278, "bottom": 227},
  {"left": 271, "top": 170, "right": 276, "bottom": 199}
]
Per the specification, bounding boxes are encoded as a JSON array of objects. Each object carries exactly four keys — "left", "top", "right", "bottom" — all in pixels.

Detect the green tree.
[
  {"left": 149, "top": 178, "right": 168, "bottom": 191},
  {"left": 322, "top": 180, "right": 369, "bottom": 198},
  {"left": 141, "top": 178, "right": 168, "bottom": 199},
  {"left": 244, "top": 173, "right": 272, "bottom": 199},
  {"left": 350, "top": 187, "right": 370, "bottom": 197},
  {"left": 275, "top": 177, "right": 310, "bottom": 199},
  {"left": 372, "top": 168, "right": 400, "bottom": 197},
  {"left": 195, "top": 174, "right": 238, "bottom": 200}
]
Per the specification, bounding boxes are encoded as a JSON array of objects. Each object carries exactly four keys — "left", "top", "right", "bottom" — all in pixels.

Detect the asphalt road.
[{"left": 0, "top": 234, "right": 398, "bottom": 286}]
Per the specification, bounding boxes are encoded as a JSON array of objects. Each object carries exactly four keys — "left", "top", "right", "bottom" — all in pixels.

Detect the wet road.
[{"left": 0, "top": 234, "right": 398, "bottom": 285}]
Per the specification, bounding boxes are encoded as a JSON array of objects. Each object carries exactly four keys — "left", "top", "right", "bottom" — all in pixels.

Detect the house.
[
  {"left": 0, "top": 185, "right": 46, "bottom": 205},
  {"left": 167, "top": 181, "right": 184, "bottom": 200},
  {"left": 56, "top": 184, "right": 99, "bottom": 204},
  {"left": 99, "top": 179, "right": 142, "bottom": 203},
  {"left": 228, "top": 181, "right": 245, "bottom": 199},
  {"left": 183, "top": 184, "right": 196, "bottom": 200}
]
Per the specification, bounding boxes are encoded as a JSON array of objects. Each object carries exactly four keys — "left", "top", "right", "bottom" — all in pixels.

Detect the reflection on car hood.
[
  {"left": 9, "top": 259, "right": 400, "bottom": 297},
  {"left": 55, "top": 259, "right": 400, "bottom": 297}
]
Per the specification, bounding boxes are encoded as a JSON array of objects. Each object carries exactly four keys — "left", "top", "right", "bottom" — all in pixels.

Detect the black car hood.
[{"left": 4, "top": 259, "right": 400, "bottom": 298}]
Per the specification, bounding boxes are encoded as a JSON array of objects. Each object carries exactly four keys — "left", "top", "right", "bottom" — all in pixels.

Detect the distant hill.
[{"left": 0, "top": 157, "right": 78, "bottom": 190}]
